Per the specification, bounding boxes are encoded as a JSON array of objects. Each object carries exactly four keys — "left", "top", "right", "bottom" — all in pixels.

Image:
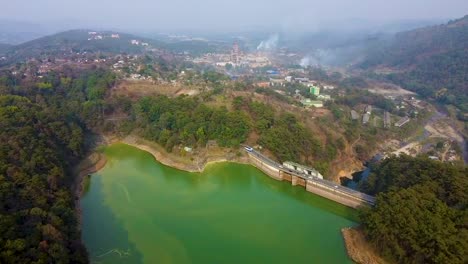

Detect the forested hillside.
[
  {"left": 360, "top": 15, "right": 468, "bottom": 115},
  {"left": 0, "top": 43, "right": 11, "bottom": 55},
  {"left": 106, "top": 93, "right": 339, "bottom": 174},
  {"left": 0, "top": 68, "right": 115, "bottom": 263},
  {"left": 359, "top": 155, "right": 467, "bottom": 263}
]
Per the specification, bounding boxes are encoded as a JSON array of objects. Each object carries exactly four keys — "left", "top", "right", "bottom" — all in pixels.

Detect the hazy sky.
[{"left": 1, "top": 0, "right": 467, "bottom": 32}]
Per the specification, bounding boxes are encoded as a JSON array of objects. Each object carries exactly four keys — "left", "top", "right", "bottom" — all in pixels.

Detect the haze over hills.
[
  {"left": 0, "top": 19, "right": 59, "bottom": 44},
  {"left": 0, "top": 43, "right": 12, "bottom": 55},
  {"left": 360, "top": 15, "right": 468, "bottom": 114},
  {"left": 0, "top": 1, "right": 467, "bottom": 263},
  {"left": 0, "top": 30, "right": 163, "bottom": 66},
  {"left": 361, "top": 15, "right": 468, "bottom": 68}
]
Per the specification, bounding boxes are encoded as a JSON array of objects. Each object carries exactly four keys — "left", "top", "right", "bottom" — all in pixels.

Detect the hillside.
[
  {"left": 360, "top": 15, "right": 468, "bottom": 115},
  {"left": 0, "top": 43, "right": 12, "bottom": 55},
  {"left": 1, "top": 29, "right": 162, "bottom": 64}
]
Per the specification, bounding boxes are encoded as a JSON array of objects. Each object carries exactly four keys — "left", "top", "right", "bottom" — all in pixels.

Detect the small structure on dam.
[
  {"left": 244, "top": 146, "right": 375, "bottom": 208},
  {"left": 282, "top": 161, "right": 323, "bottom": 179}
]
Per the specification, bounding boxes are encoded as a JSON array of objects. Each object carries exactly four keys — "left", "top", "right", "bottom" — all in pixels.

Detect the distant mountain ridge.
[
  {"left": 361, "top": 15, "right": 468, "bottom": 68},
  {"left": 1, "top": 29, "right": 162, "bottom": 64},
  {"left": 360, "top": 15, "right": 468, "bottom": 114}
]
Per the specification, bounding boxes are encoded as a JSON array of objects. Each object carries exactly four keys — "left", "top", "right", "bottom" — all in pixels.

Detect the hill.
[
  {"left": 2, "top": 29, "right": 162, "bottom": 64},
  {"left": 0, "top": 43, "right": 12, "bottom": 55},
  {"left": 0, "top": 19, "right": 52, "bottom": 44},
  {"left": 360, "top": 15, "right": 468, "bottom": 115}
]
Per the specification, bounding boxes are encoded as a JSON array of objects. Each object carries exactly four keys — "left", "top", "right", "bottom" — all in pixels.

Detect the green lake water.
[{"left": 81, "top": 143, "right": 357, "bottom": 264}]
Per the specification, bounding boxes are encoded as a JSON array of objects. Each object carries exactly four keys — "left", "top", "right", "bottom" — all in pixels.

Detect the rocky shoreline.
[
  {"left": 342, "top": 227, "right": 388, "bottom": 264},
  {"left": 120, "top": 135, "right": 251, "bottom": 172},
  {"left": 73, "top": 152, "right": 108, "bottom": 230}
]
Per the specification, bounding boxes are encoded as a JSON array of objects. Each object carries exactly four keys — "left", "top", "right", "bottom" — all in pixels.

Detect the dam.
[{"left": 246, "top": 147, "right": 375, "bottom": 208}]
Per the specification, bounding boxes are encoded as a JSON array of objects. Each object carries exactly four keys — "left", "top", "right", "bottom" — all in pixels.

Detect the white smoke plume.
[
  {"left": 257, "top": 34, "right": 279, "bottom": 51},
  {"left": 300, "top": 49, "right": 337, "bottom": 67},
  {"left": 300, "top": 55, "right": 317, "bottom": 67}
]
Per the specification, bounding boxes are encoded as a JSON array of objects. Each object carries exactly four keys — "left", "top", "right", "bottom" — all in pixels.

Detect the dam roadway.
[{"left": 245, "top": 147, "right": 376, "bottom": 208}]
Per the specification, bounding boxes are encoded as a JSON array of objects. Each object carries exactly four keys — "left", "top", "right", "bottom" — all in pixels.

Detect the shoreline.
[
  {"left": 75, "top": 135, "right": 377, "bottom": 262},
  {"left": 73, "top": 135, "right": 252, "bottom": 199},
  {"left": 341, "top": 227, "right": 388, "bottom": 264},
  {"left": 73, "top": 152, "right": 108, "bottom": 230},
  {"left": 119, "top": 135, "right": 251, "bottom": 173}
]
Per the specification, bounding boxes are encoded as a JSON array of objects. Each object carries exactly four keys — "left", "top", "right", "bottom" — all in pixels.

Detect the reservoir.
[{"left": 81, "top": 144, "right": 357, "bottom": 263}]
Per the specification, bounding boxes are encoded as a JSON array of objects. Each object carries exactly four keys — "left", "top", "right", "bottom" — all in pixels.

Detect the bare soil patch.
[{"left": 112, "top": 80, "right": 200, "bottom": 99}]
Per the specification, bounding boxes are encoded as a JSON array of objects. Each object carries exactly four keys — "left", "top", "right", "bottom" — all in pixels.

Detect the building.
[
  {"left": 111, "top": 34, "right": 120, "bottom": 38},
  {"left": 365, "top": 105, "right": 372, "bottom": 114},
  {"left": 395, "top": 116, "right": 410, "bottom": 127},
  {"left": 184, "top": 146, "right": 193, "bottom": 153},
  {"left": 317, "top": 94, "right": 331, "bottom": 101},
  {"left": 285, "top": 76, "right": 293, "bottom": 82},
  {"left": 282, "top": 161, "right": 323, "bottom": 179},
  {"left": 363, "top": 113, "right": 370, "bottom": 124},
  {"left": 230, "top": 42, "right": 241, "bottom": 64},
  {"left": 351, "top": 110, "right": 359, "bottom": 120},
  {"left": 295, "top": 77, "right": 309, "bottom": 83},
  {"left": 384, "top": 111, "right": 391, "bottom": 128},
  {"left": 255, "top": 82, "right": 270, "bottom": 88},
  {"left": 269, "top": 78, "right": 285, "bottom": 86},
  {"left": 301, "top": 99, "right": 323, "bottom": 108},
  {"left": 310, "top": 86, "right": 320, "bottom": 96}
]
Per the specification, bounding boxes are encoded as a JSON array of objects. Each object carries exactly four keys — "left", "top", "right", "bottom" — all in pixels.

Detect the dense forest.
[
  {"left": 0, "top": 68, "right": 114, "bottom": 263},
  {"left": 359, "top": 155, "right": 468, "bottom": 263},
  {"left": 134, "top": 95, "right": 251, "bottom": 148}
]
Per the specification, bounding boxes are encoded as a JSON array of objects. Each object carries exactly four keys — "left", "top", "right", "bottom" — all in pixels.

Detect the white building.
[{"left": 282, "top": 161, "right": 323, "bottom": 179}]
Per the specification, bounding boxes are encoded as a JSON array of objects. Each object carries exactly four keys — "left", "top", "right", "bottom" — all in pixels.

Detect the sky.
[{"left": 1, "top": 0, "right": 467, "bottom": 32}]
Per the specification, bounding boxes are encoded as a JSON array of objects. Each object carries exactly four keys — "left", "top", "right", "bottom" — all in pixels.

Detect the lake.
[{"left": 81, "top": 143, "right": 357, "bottom": 263}]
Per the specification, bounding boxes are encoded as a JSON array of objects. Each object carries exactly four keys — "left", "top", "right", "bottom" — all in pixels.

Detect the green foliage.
[
  {"left": 255, "top": 87, "right": 291, "bottom": 103},
  {"left": 335, "top": 89, "right": 395, "bottom": 112},
  {"left": 0, "top": 94, "right": 88, "bottom": 263},
  {"left": 340, "top": 76, "right": 368, "bottom": 89},
  {"left": 242, "top": 100, "right": 321, "bottom": 163},
  {"left": 134, "top": 96, "right": 251, "bottom": 150},
  {"left": 0, "top": 68, "right": 116, "bottom": 263},
  {"left": 36, "top": 82, "right": 53, "bottom": 89},
  {"left": 202, "top": 71, "right": 229, "bottom": 84},
  {"left": 359, "top": 155, "right": 468, "bottom": 263}
]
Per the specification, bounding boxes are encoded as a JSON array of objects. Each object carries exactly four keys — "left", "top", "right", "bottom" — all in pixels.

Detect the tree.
[{"left": 359, "top": 155, "right": 468, "bottom": 264}]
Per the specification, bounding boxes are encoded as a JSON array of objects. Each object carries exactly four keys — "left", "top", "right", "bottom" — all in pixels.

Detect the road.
[{"left": 246, "top": 147, "right": 376, "bottom": 205}]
